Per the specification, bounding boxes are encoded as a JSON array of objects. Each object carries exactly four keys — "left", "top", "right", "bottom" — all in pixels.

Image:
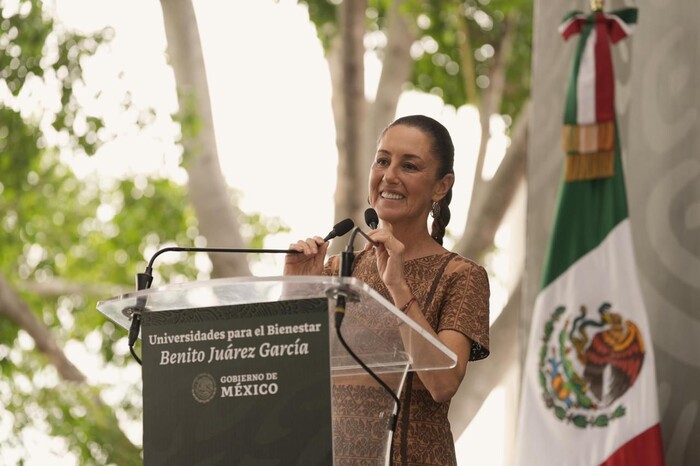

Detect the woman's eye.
[
  {"left": 375, "top": 158, "right": 389, "bottom": 166},
  {"left": 403, "top": 163, "right": 418, "bottom": 171}
]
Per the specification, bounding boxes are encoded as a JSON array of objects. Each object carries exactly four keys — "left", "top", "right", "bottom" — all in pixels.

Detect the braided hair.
[{"left": 380, "top": 115, "right": 455, "bottom": 245}]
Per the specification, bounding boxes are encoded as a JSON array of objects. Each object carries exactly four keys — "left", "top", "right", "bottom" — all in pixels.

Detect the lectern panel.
[{"left": 142, "top": 298, "right": 332, "bottom": 466}]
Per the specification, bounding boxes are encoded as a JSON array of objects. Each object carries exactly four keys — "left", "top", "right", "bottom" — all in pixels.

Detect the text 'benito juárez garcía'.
[{"left": 158, "top": 338, "right": 311, "bottom": 365}]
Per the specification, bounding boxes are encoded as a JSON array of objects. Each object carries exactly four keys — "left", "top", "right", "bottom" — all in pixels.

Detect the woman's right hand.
[{"left": 283, "top": 236, "right": 328, "bottom": 276}]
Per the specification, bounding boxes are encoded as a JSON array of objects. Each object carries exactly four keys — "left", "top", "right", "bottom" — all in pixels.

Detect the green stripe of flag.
[{"left": 540, "top": 124, "right": 628, "bottom": 288}]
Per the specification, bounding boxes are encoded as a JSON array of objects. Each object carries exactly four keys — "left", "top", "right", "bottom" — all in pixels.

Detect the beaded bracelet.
[{"left": 399, "top": 296, "right": 416, "bottom": 313}]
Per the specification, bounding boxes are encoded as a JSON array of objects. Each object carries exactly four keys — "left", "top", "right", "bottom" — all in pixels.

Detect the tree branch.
[
  {"left": 17, "top": 278, "right": 129, "bottom": 298},
  {"left": 455, "top": 101, "right": 529, "bottom": 261},
  {"left": 368, "top": 0, "right": 417, "bottom": 148},
  {"left": 448, "top": 275, "right": 522, "bottom": 436},
  {"left": 454, "top": 1, "right": 479, "bottom": 107},
  {"left": 0, "top": 272, "right": 141, "bottom": 461},
  {"left": 470, "top": 13, "right": 519, "bottom": 202},
  {"left": 0, "top": 272, "right": 86, "bottom": 382},
  {"left": 159, "top": 0, "right": 250, "bottom": 278}
]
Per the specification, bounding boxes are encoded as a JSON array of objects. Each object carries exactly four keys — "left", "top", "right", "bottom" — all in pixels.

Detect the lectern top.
[{"left": 97, "top": 275, "right": 456, "bottom": 373}]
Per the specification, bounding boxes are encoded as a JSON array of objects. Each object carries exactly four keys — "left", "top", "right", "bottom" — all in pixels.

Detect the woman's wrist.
[
  {"left": 399, "top": 295, "right": 416, "bottom": 313},
  {"left": 390, "top": 283, "right": 414, "bottom": 312}
]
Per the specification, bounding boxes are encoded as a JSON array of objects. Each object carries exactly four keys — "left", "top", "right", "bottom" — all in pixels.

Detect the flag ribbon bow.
[{"left": 558, "top": 7, "right": 637, "bottom": 182}]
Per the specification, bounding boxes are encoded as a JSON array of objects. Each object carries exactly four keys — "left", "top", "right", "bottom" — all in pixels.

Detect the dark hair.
[{"left": 379, "top": 114, "right": 455, "bottom": 245}]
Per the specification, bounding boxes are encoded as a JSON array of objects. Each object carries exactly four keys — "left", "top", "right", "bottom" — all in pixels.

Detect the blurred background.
[{"left": 0, "top": 0, "right": 697, "bottom": 464}]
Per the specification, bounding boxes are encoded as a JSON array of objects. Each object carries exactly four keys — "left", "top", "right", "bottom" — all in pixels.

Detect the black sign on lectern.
[
  {"left": 97, "top": 276, "right": 456, "bottom": 466},
  {"left": 142, "top": 298, "right": 331, "bottom": 465}
]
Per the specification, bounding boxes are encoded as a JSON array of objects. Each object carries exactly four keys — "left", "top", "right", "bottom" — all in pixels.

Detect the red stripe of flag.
[
  {"left": 560, "top": 15, "right": 586, "bottom": 41},
  {"left": 608, "top": 16, "right": 632, "bottom": 44},
  {"left": 600, "top": 424, "right": 665, "bottom": 466},
  {"left": 594, "top": 12, "right": 615, "bottom": 122}
]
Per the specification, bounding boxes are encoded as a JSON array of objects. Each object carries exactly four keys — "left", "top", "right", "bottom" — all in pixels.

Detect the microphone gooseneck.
[
  {"left": 336, "top": 229, "right": 356, "bottom": 329},
  {"left": 336, "top": 224, "right": 377, "bottom": 330},
  {"left": 333, "top": 216, "right": 402, "bottom": 452},
  {"left": 126, "top": 218, "right": 355, "bottom": 365}
]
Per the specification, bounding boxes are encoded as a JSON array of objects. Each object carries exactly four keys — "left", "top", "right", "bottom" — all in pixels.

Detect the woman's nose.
[{"left": 383, "top": 163, "right": 399, "bottom": 182}]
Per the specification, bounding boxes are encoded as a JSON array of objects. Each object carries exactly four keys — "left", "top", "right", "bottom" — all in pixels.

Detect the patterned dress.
[{"left": 324, "top": 249, "right": 490, "bottom": 466}]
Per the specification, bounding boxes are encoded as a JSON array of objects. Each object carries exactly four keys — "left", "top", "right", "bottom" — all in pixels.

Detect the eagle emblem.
[
  {"left": 538, "top": 303, "right": 645, "bottom": 427},
  {"left": 192, "top": 373, "right": 217, "bottom": 403}
]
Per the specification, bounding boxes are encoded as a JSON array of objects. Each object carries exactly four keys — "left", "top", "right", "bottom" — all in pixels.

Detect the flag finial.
[{"left": 591, "top": 0, "right": 604, "bottom": 11}]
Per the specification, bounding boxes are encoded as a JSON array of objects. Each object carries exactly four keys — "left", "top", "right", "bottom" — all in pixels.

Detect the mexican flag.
[{"left": 515, "top": 7, "right": 665, "bottom": 466}]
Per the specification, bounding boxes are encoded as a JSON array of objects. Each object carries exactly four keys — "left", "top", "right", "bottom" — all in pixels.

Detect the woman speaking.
[{"left": 285, "top": 114, "right": 490, "bottom": 466}]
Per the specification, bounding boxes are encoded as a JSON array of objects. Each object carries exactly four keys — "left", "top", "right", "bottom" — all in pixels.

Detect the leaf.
[{"left": 571, "top": 414, "right": 589, "bottom": 428}]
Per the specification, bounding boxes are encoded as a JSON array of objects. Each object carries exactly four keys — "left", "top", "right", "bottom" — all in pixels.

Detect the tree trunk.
[
  {"left": 330, "top": 0, "right": 367, "bottom": 229},
  {"left": 448, "top": 105, "right": 528, "bottom": 444},
  {"left": 366, "top": 0, "right": 417, "bottom": 160},
  {"left": 159, "top": 0, "right": 249, "bottom": 278},
  {"left": 459, "top": 13, "right": 519, "bottom": 253},
  {"left": 449, "top": 16, "right": 527, "bottom": 440},
  {"left": 448, "top": 276, "right": 522, "bottom": 459},
  {"left": 328, "top": 0, "right": 415, "bottom": 254},
  {"left": 456, "top": 102, "right": 529, "bottom": 261}
]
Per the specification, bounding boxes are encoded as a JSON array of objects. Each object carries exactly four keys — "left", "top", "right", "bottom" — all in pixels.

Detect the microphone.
[
  {"left": 323, "top": 218, "right": 354, "bottom": 241},
  {"left": 143, "top": 218, "right": 355, "bottom": 281},
  {"left": 364, "top": 208, "right": 378, "bottom": 229},
  {"left": 127, "top": 218, "right": 355, "bottom": 365}
]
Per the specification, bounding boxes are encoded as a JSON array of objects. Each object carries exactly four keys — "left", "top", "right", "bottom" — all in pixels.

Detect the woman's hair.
[{"left": 380, "top": 114, "right": 455, "bottom": 245}]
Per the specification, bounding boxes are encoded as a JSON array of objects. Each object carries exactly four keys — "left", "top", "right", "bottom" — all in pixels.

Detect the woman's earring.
[{"left": 431, "top": 201, "right": 441, "bottom": 218}]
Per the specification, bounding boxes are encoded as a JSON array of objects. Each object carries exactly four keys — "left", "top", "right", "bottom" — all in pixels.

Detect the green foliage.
[
  {"left": 0, "top": 1, "right": 51, "bottom": 95},
  {"left": 297, "top": 0, "right": 338, "bottom": 52},
  {"left": 301, "top": 0, "right": 533, "bottom": 119},
  {"left": 298, "top": 0, "right": 393, "bottom": 52},
  {"left": 0, "top": 1, "right": 288, "bottom": 464},
  {"left": 241, "top": 210, "right": 291, "bottom": 252},
  {"left": 409, "top": 1, "right": 467, "bottom": 105},
  {"left": 3, "top": 350, "right": 141, "bottom": 465},
  {"left": 409, "top": 0, "right": 533, "bottom": 116}
]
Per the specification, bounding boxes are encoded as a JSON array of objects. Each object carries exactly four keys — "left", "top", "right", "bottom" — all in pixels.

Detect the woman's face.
[{"left": 369, "top": 125, "right": 452, "bottom": 226}]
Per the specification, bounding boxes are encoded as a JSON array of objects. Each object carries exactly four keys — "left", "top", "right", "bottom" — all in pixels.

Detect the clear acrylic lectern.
[{"left": 97, "top": 275, "right": 456, "bottom": 466}]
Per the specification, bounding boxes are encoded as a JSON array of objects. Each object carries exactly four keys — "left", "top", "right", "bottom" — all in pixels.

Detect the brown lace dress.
[{"left": 324, "top": 249, "right": 490, "bottom": 466}]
